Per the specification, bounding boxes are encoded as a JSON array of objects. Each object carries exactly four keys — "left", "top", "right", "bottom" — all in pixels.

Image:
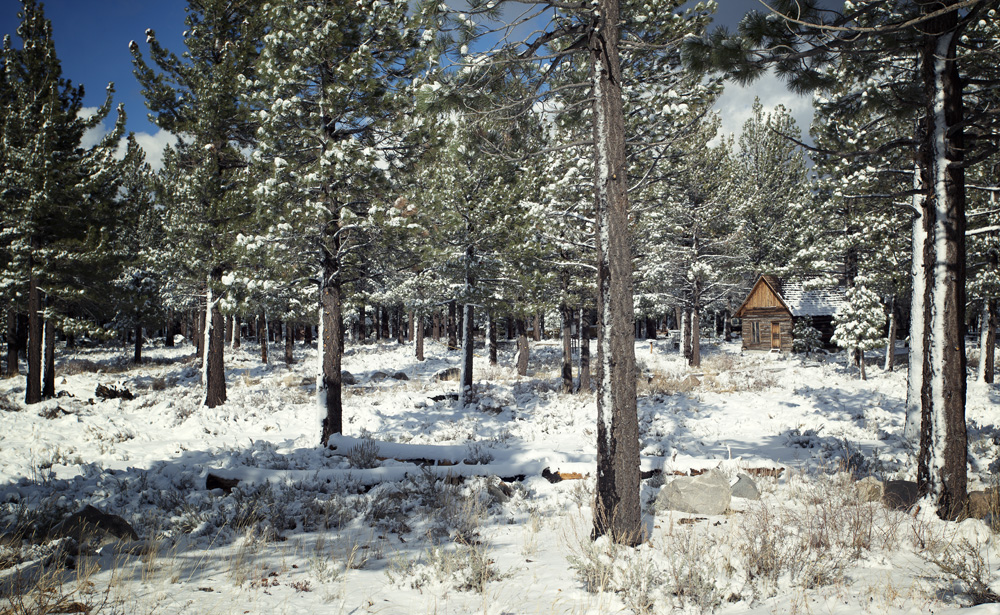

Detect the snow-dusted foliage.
[{"left": 832, "top": 282, "right": 886, "bottom": 380}]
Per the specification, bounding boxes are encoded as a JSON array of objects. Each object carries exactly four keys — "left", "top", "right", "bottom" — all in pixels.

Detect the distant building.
[{"left": 733, "top": 275, "right": 846, "bottom": 352}]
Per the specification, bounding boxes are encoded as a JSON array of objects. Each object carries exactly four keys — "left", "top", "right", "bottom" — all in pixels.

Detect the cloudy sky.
[{"left": 1, "top": 0, "right": 816, "bottom": 169}]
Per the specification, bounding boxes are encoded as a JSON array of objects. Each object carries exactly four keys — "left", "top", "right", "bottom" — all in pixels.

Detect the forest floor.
[{"left": 1, "top": 334, "right": 1000, "bottom": 614}]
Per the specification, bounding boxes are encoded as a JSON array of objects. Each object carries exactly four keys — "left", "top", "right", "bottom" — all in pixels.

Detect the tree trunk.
[
  {"left": 408, "top": 310, "right": 415, "bottom": 343},
  {"left": 561, "top": 302, "right": 574, "bottom": 393},
  {"left": 380, "top": 305, "right": 390, "bottom": 340},
  {"left": 533, "top": 313, "right": 541, "bottom": 342},
  {"left": 225, "top": 315, "right": 233, "bottom": 345},
  {"left": 6, "top": 308, "right": 18, "bottom": 377},
  {"left": 591, "top": 0, "right": 641, "bottom": 545},
  {"left": 459, "top": 303, "right": 475, "bottom": 405},
  {"left": 447, "top": 300, "right": 458, "bottom": 350},
  {"left": 579, "top": 307, "right": 591, "bottom": 392},
  {"left": 487, "top": 312, "right": 498, "bottom": 366},
  {"left": 681, "top": 309, "right": 692, "bottom": 361},
  {"left": 432, "top": 310, "right": 441, "bottom": 341},
  {"left": 885, "top": 296, "right": 897, "bottom": 372},
  {"left": 204, "top": 279, "right": 227, "bottom": 408},
  {"left": 980, "top": 299, "right": 996, "bottom": 383},
  {"left": 232, "top": 315, "right": 241, "bottom": 349},
  {"left": 165, "top": 307, "right": 175, "bottom": 347},
  {"left": 415, "top": 312, "right": 425, "bottom": 361},
  {"left": 916, "top": 13, "right": 968, "bottom": 520},
  {"left": 304, "top": 322, "right": 313, "bottom": 345},
  {"left": 645, "top": 317, "right": 656, "bottom": 340},
  {"left": 134, "top": 321, "right": 143, "bottom": 365},
  {"left": 396, "top": 307, "right": 404, "bottom": 344},
  {"left": 516, "top": 317, "right": 529, "bottom": 376},
  {"left": 860, "top": 347, "right": 867, "bottom": 381},
  {"left": 258, "top": 313, "right": 268, "bottom": 364},
  {"left": 285, "top": 321, "right": 295, "bottom": 365},
  {"left": 42, "top": 315, "right": 55, "bottom": 399},
  {"left": 320, "top": 261, "right": 344, "bottom": 445},
  {"left": 25, "top": 264, "right": 41, "bottom": 405},
  {"left": 689, "top": 308, "right": 701, "bottom": 368},
  {"left": 506, "top": 316, "right": 514, "bottom": 340}
]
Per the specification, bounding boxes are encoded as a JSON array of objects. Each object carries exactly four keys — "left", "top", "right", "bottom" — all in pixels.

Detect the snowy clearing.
[{"left": 2, "top": 337, "right": 1000, "bottom": 614}]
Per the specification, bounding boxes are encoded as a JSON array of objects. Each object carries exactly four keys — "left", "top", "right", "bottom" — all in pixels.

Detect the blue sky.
[{"left": 0, "top": 1, "right": 815, "bottom": 167}]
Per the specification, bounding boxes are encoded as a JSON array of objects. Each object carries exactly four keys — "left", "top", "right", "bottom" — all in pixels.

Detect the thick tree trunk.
[
  {"left": 380, "top": 305, "right": 390, "bottom": 340},
  {"left": 415, "top": 312, "right": 425, "bottom": 361},
  {"left": 285, "top": 321, "right": 295, "bottom": 365},
  {"left": 225, "top": 315, "right": 233, "bottom": 345},
  {"left": 645, "top": 317, "right": 656, "bottom": 340},
  {"left": 408, "top": 310, "right": 415, "bottom": 343},
  {"left": 447, "top": 301, "right": 458, "bottom": 350},
  {"left": 396, "top": 307, "right": 404, "bottom": 344},
  {"left": 165, "top": 308, "right": 175, "bottom": 348},
  {"left": 579, "top": 307, "right": 591, "bottom": 392},
  {"left": 533, "top": 313, "right": 541, "bottom": 342},
  {"left": 25, "top": 265, "right": 41, "bottom": 405},
  {"left": 42, "top": 316, "right": 54, "bottom": 399},
  {"left": 916, "top": 16, "right": 968, "bottom": 520},
  {"left": 232, "top": 315, "right": 241, "bottom": 349},
  {"left": 6, "top": 308, "right": 18, "bottom": 377},
  {"left": 681, "top": 309, "right": 692, "bottom": 361},
  {"left": 304, "top": 322, "right": 313, "bottom": 345},
  {"left": 516, "top": 317, "right": 529, "bottom": 376},
  {"left": 506, "top": 316, "right": 514, "bottom": 340},
  {"left": 204, "top": 280, "right": 227, "bottom": 408},
  {"left": 459, "top": 303, "right": 475, "bottom": 405},
  {"left": 432, "top": 310, "right": 441, "bottom": 341},
  {"left": 561, "top": 304, "right": 574, "bottom": 393},
  {"left": 487, "top": 312, "right": 498, "bottom": 366},
  {"left": 134, "top": 321, "right": 143, "bottom": 365},
  {"left": 859, "top": 348, "right": 867, "bottom": 381},
  {"left": 591, "top": 0, "right": 641, "bottom": 545},
  {"left": 320, "top": 264, "right": 344, "bottom": 445}
]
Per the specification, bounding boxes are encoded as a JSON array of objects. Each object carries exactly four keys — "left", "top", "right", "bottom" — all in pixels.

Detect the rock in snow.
[{"left": 656, "top": 469, "right": 731, "bottom": 515}]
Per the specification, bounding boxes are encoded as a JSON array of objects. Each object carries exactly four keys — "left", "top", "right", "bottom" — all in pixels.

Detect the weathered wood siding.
[
  {"left": 743, "top": 281, "right": 784, "bottom": 311},
  {"left": 741, "top": 312, "right": 793, "bottom": 352}
]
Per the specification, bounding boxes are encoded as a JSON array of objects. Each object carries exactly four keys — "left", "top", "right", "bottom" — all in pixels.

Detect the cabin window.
[{"left": 750, "top": 321, "right": 760, "bottom": 344}]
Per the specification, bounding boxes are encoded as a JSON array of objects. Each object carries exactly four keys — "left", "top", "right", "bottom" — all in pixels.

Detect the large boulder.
[
  {"left": 434, "top": 367, "right": 461, "bottom": 382},
  {"left": 341, "top": 371, "right": 357, "bottom": 385},
  {"left": 854, "top": 476, "right": 884, "bottom": 503},
  {"left": 655, "top": 470, "right": 731, "bottom": 515},
  {"left": 882, "top": 480, "right": 920, "bottom": 511}
]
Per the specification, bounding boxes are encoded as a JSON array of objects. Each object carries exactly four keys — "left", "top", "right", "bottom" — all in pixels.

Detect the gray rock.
[
  {"left": 730, "top": 473, "right": 760, "bottom": 500},
  {"left": 434, "top": 367, "right": 461, "bottom": 382},
  {"left": 391, "top": 371, "right": 409, "bottom": 381},
  {"left": 882, "top": 480, "right": 920, "bottom": 511},
  {"left": 655, "top": 469, "right": 731, "bottom": 515},
  {"left": 369, "top": 371, "right": 389, "bottom": 382},
  {"left": 341, "top": 371, "right": 357, "bottom": 385},
  {"left": 854, "top": 476, "right": 884, "bottom": 503},
  {"left": 49, "top": 505, "right": 138, "bottom": 547}
]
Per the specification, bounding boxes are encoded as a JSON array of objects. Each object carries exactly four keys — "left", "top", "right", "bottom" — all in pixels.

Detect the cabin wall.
[{"left": 740, "top": 309, "right": 793, "bottom": 352}]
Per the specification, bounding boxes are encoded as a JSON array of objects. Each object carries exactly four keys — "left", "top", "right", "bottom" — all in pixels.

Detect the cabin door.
[{"left": 770, "top": 322, "right": 781, "bottom": 349}]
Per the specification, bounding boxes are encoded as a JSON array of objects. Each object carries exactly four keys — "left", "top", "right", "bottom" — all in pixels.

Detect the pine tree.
[
  {"left": 1, "top": 0, "right": 124, "bottom": 403},
  {"left": 131, "top": 0, "right": 264, "bottom": 408},
  {"left": 832, "top": 281, "right": 887, "bottom": 380}
]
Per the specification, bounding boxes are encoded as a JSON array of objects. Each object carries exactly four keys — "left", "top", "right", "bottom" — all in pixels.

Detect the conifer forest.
[{"left": 1, "top": 1, "right": 1000, "bottom": 613}]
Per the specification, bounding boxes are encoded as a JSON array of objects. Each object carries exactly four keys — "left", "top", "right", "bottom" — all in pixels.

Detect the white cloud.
[
  {"left": 77, "top": 107, "right": 113, "bottom": 149},
  {"left": 712, "top": 69, "right": 815, "bottom": 146},
  {"left": 130, "top": 129, "right": 178, "bottom": 171}
]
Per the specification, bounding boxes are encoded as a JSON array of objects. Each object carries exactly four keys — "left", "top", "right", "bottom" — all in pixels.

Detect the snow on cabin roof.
[{"left": 780, "top": 282, "right": 846, "bottom": 317}]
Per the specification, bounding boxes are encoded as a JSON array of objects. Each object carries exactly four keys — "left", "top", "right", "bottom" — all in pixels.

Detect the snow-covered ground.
[{"left": 2, "top": 336, "right": 1000, "bottom": 614}]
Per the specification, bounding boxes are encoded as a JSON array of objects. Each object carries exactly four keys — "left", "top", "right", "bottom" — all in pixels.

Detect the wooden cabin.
[{"left": 733, "top": 275, "right": 845, "bottom": 352}]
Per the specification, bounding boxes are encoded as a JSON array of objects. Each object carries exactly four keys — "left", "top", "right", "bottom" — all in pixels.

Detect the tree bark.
[
  {"left": 533, "top": 313, "right": 541, "bottom": 342},
  {"left": 884, "top": 296, "right": 897, "bottom": 372},
  {"left": 689, "top": 308, "right": 701, "bottom": 368},
  {"left": 447, "top": 300, "right": 458, "bottom": 350},
  {"left": 487, "top": 312, "right": 498, "bottom": 366},
  {"left": 258, "top": 313, "right": 268, "bottom": 364},
  {"left": 232, "top": 315, "right": 241, "bottom": 349},
  {"left": 285, "top": 321, "right": 295, "bottom": 365},
  {"left": 165, "top": 307, "right": 175, "bottom": 347},
  {"left": 408, "top": 310, "right": 415, "bottom": 343},
  {"left": 432, "top": 310, "right": 441, "bottom": 341},
  {"left": 591, "top": 0, "right": 641, "bottom": 545},
  {"left": 916, "top": 11, "right": 967, "bottom": 520},
  {"left": 204, "top": 279, "right": 227, "bottom": 408},
  {"left": 980, "top": 299, "right": 996, "bottom": 383},
  {"left": 415, "top": 312, "right": 425, "bottom": 361},
  {"left": 579, "top": 307, "right": 591, "bottom": 392},
  {"left": 25, "top": 263, "right": 41, "bottom": 405},
  {"left": 42, "top": 315, "right": 55, "bottom": 399},
  {"left": 516, "top": 317, "right": 529, "bottom": 376},
  {"left": 134, "top": 321, "right": 143, "bottom": 365},
  {"left": 459, "top": 303, "right": 475, "bottom": 405},
  {"left": 225, "top": 315, "right": 233, "bottom": 345},
  {"left": 6, "top": 308, "right": 18, "bottom": 377},
  {"left": 320, "top": 260, "right": 344, "bottom": 445},
  {"left": 561, "top": 302, "right": 574, "bottom": 393},
  {"left": 396, "top": 307, "right": 404, "bottom": 344},
  {"left": 304, "top": 322, "right": 312, "bottom": 345}
]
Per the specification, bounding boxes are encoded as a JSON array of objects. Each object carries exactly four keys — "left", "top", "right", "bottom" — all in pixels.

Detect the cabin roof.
[
  {"left": 734, "top": 275, "right": 845, "bottom": 319},
  {"left": 781, "top": 282, "right": 846, "bottom": 317}
]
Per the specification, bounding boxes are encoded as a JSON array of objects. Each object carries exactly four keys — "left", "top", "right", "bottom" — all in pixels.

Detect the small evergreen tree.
[
  {"left": 792, "top": 316, "right": 823, "bottom": 356},
  {"left": 832, "top": 282, "right": 886, "bottom": 381}
]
